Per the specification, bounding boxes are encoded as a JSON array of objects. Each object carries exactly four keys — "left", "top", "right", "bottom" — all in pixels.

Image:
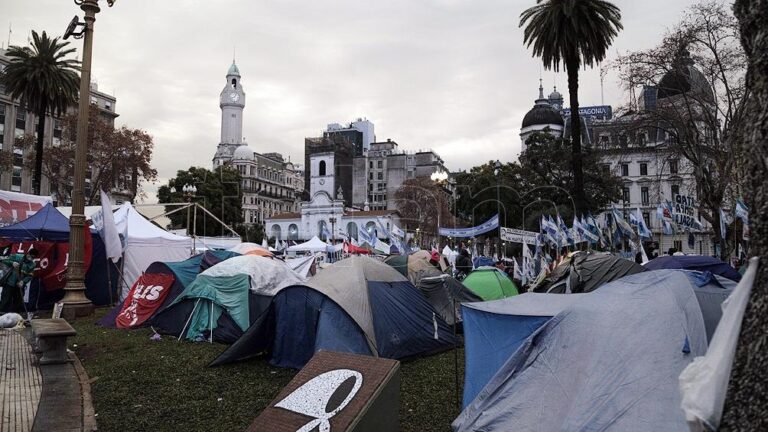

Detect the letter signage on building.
[{"left": 561, "top": 105, "right": 613, "bottom": 120}]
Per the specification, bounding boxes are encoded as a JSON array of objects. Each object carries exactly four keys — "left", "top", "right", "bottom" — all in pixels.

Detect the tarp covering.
[
  {"left": 417, "top": 274, "right": 482, "bottom": 325},
  {"left": 114, "top": 204, "right": 192, "bottom": 300},
  {"left": 532, "top": 251, "right": 646, "bottom": 294},
  {"left": 286, "top": 236, "right": 329, "bottom": 253},
  {"left": 284, "top": 255, "right": 316, "bottom": 278},
  {"left": 198, "top": 255, "right": 304, "bottom": 295},
  {"left": 645, "top": 255, "right": 741, "bottom": 281},
  {"left": 463, "top": 268, "right": 518, "bottom": 300},
  {"left": 211, "top": 256, "right": 456, "bottom": 369},
  {"left": 454, "top": 270, "right": 725, "bottom": 431}
]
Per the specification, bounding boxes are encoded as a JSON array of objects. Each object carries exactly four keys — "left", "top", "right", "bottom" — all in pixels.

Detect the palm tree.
[
  {"left": 520, "top": 0, "right": 622, "bottom": 212},
  {"left": 0, "top": 30, "right": 80, "bottom": 195}
]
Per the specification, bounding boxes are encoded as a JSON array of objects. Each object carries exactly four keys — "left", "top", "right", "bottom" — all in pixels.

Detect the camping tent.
[
  {"left": 0, "top": 203, "right": 116, "bottom": 308},
  {"left": 531, "top": 251, "right": 646, "bottom": 294},
  {"left": 645, "top": 255, "right": 741, "bottom": 281},
  {"left": 113, "top": 204, "right": 192, "bottom": 300},
  {"left": 210, "top": 256, "right": 456, "bottom": 369},
  {"left": 152, "top": 255, "right": 304, "bottom": 343},
  {"left": 463, "top": 268, "right": 518, "bottom": 300},
  {"left": 416, "top": 273, "right": 482, "bottom": 325},
  {"left": 284, "top": 255, "right": 316, "bottom": 278},
  {"left": 455, "top": 270, "right": 733, "bottom": 430},
  {"left": 98, "top": 250, "right": 239, "bottom": 328},
  {"left": 384, "top": 251, "right": 445, "bottom": 285},
  {"left": 286, "top": 236, "right": 329, "bottom": 253}
]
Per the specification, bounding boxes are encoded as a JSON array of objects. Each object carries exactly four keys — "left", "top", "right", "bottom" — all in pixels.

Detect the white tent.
[
  {"left": 114, "top": 203, "right": 192, "bottom": 299},
  {"left": 285, "top": 255, "right": 317, "bottom": 278},
  {"left": 56, "top": 206, "right": 103, "bottom": 220},
  {"left": 286, "top": 236, "right": 331, "bottom": 253},
  {"left": 199, "top": 255, "right": 305, "bottom": 295}
]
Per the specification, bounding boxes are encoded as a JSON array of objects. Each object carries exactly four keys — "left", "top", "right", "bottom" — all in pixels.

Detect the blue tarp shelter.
[
  {"left": 645, "top": 255, "right": 741, "bottom": 281},
  {"left": 455, "top": 270, "right": 733, "bottom": 431},
  {"left": 0, "top": 203, "right": 70, "bottom": 241},
  {"left": 211, "top": 256, "right": 457, "bottom": 369}
]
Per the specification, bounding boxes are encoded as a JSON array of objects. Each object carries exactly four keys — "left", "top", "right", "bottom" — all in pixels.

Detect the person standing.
[{"left": 0, "top": 248, "right": 38, "bottom": 313}]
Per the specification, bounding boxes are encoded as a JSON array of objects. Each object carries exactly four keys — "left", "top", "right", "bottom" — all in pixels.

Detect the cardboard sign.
[
  {"left": 251, "top": 351, "right": 400, "bottom": 432},
  {"left": 116, "top": 272, "right": 175, "bottom": 329}
]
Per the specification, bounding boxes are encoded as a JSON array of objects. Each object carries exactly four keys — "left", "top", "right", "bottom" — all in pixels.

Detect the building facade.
[
  {"left": 0, "top": 48, "right": 125, "bottom": 202},
  {"left": 211, "top": 61, "right": 304, "bottom": 225},
  {"left": 520, "top": 71, "right": 714, "bottom": 255},
  {"left": 266, "top": 151, "right": 399, "bottom": 243},
  {"left": 351, "top": 139, "right": 449, "bottom": 211}
]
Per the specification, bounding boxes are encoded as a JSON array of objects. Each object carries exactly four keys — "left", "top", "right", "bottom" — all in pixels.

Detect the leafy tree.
[
  {"left": 234, "top": 222, "right": 265, "bottom": 244},
  {"left": 454, "top": 132, "right": 621, "bottom": 231},
  {"left": 158, "top": 166, "right": 243, "bottom": 237},
  {"left": 615, "top": 1, "right": 748, "bottom": 259},
  {"left": 721, "top": 0, "right": 768, "bottom": 427},
  {"left": 394, "top": 176, "right": 455, "bottom": 236},
  {"left": 520, "top": 0, "right": 623, "bottom": 213},
  {"left": 20, "top": 109, "right": 157, "bottom": 204},
  {"left": 0, "top": 30, "right": 79, "bottom": 195}
]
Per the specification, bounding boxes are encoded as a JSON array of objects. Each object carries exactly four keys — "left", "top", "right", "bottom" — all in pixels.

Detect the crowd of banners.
[
  {"left": 376, "top": 217, "right": 410, "bottom": 254},
  {"left": 438, "top": 214, "right": 499, "bottom": 238}
]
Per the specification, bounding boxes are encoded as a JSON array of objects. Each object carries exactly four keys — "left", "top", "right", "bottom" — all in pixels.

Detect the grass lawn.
[{"left": 70, "top": 308, "right": 465, "bottom": 432}]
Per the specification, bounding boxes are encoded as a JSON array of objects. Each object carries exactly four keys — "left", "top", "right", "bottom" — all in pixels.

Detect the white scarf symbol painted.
[{"left": 275, "top": 369, "right": 364, "bottom": 432}]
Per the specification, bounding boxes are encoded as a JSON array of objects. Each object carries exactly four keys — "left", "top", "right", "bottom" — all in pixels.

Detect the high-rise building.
[{"left": 211, "top": 61, "right": 304, "bottom": 225}]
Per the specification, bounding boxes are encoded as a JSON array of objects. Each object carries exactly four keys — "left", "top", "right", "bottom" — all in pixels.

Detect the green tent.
[
  {"left": 463, "top": 268, "right": 518, "bottom": 301},
  {"left": 175, "top": 274, "right": 253, "bottom": 341}
]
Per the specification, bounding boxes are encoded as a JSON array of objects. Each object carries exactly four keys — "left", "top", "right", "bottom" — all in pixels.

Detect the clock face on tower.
[
  {"left": 319, "top": 179, "right": 325, "bottom": 185},
  {"left": 229, "top": 92, "right": 239, "bottom": 102}
]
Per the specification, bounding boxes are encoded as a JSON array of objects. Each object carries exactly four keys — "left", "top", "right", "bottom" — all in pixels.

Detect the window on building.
[
  {"left": 346, "top": 222, "right": 358, "bottom": 241},
  {"left": 377, "top": 172, "right": 383, "bottom": 180},
  {"left": 599, "top": 134, "right": 610, "bottom": 147},
  {"left": 640, "top": 163, "right": 648, "bottom": 176},
  {"left": 671, "top": 184, "right": 680, "bottom": 197},
  {"left": 643, "top": 212, "right": 651, "bottom": 228},
  {"left": 621, "top": 164, "right": 629, "bottom": 177},
  {"left": 622, "top": 187, "right": 630, "bottom": 203},
  {"left": 674, "top": 240, "right": 683, "bottom": 252},
  {"left": 365, "top": 221, "right": 377, "bottom": 239},
  {"left": 669, "top": 159, "right": 678, "bottom": 174},
  {"left": 637, "top": 133, "right": 647, "bottom": 147},
  {"left": 0, "top": 105, "right": 5, "bottom": 151},
  {"left": 377, "top": 160, "right": 383, "bottom": 169},
  {"left": 15, "top": 110, "right": 25, "bottom": 129},
  {"left": 619, "top": 133, "right": 628, "bottom": 147},
  {"left": 318, "top": 220, "right": 328, "bottom": 241},
  {"left": 369, "top": 161, "right": 373, "bottom": 169},
  {"left": 641, "top": 187, "right": 649, "bottom": 205},
  {"left": 368, "top": 183, "right": 373, "bottom": 191},
  {"left": 369, "top": 172, "right": 373, "bottom": 180},
  {"left": 288, "top": 224, "right": 299, "bottom": 240},
  {"left": 105, "top": 101, "right": 112, "bottom": 111},
  {"left": 90, "top": 96, "right": 98, "bottom": 105},
  {"left": 319, "top": 160, "right": 326, "bottom": 176},
  {"left": 272, "top": 224, "right": 282, "bottom": 240}
]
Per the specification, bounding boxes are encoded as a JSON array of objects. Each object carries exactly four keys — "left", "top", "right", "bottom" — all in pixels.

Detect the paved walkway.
[
  {"left": 0, "top": 327, "right": 96, "bottom": 432},
  {"left": 0, "top": 329, "right": 42, "bottom": 432}
]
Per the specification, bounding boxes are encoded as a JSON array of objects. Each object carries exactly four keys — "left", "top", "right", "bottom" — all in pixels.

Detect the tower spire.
[{"left": 538, "top": 78, "right": 544, "bottom": 99}]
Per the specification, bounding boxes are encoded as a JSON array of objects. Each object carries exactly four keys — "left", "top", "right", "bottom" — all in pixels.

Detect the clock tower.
[{"left": 213, "top": 60, "right": 247, "bottom": 167}]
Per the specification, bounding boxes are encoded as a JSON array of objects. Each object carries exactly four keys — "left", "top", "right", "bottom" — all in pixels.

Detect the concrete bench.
[{"left": 30, "top": 318, "right": 77, "bottom": 365}]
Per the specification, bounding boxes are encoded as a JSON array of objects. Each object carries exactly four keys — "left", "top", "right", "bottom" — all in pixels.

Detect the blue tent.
[
  {"left": 211, "top": 256, "right": 456, "bottom": 369},
  {"left": 645, "top": 255, "right": 741, "bottom": 281},
  {"left": 455, "top": 270, "right": 732, "bottom": 431},
  {"left": 0, "top": 203, "right": 70, "bottom": 241},
  {"left": 0, "top": 203, "right": 118, "bottom": 308}
]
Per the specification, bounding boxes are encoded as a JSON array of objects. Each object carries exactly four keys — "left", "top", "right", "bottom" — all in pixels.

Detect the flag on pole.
[
  {"left": 557, "top": 214, "right": 574, "bottom": 246},
  {"left": 96, "top": 190, "right": 122, "bottom": 263},
  {"left": 612, "top": 207, "right": 636, "bottom": 239},
  {"left": 633, "top": 208, "right": 652, "bottom": 239},
  {"left": 587, "top": 213, "right": 605, "bottom": 247},
  {"left": 735, "top": 200, "right": 749, "bottom": 223}
]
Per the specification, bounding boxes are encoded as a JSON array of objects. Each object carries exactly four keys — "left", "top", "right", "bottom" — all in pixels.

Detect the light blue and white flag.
[
  {"left": 634, "top": 208, "right": 653, "bottom": 239},
  {"left": 557, "top": 214, "right": 574, "bottom": 246},
  {"left": 735, "top": 200, "right": 749, "bottom": 223}
]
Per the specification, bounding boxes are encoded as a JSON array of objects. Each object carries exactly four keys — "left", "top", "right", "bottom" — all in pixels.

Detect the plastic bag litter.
[
  {"left": 679, "top": 256, "right": 759, "bottom": 431},
  {"left": 0, "top": 312, "right": 24, "bottom": 328}
]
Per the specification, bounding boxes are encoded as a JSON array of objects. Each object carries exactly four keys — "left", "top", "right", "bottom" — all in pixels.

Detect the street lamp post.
[
  {"left": 183, "top": 184, "right": 197, "bottom": 251},
  {"left": 61, "top": 0, "right": 115, "bottom": 318},
  {"left": 329, "top": 216, "right": 337, "bottom": 244},
  {"left": 494, "top": 160, "right": 502, "bottom": 260},
  {"left": 431, "top": 170, "right": 449, "bottom": 249}
]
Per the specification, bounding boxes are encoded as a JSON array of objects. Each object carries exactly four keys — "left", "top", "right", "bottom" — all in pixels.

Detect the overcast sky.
[{"left": 4, "top": 0, "right": 698, "bottom": 202}]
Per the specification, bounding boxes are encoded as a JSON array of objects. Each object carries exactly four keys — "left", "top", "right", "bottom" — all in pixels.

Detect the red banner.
[
  {"left": 9, "top": 235, "right": 93, "bottom": 291},
  {"left": 116, "top": 272, "right": 175, "bottom": 329},
  {"left": 0, "top": 191, "right": 51, "bottom": 226}
]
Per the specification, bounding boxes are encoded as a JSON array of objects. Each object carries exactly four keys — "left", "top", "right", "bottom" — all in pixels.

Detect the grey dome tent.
[
  {"left": 455, "top": 270, "right": 733, "bottom": 431},
  {"left": 531, "top": 251, "right": 646, "bottom": 294},
  {"left": 210, "top": 256, "right": 456, "bottom": 369},
  {"left": 416, "top": 272, "right": 482, "bottom": 325}
]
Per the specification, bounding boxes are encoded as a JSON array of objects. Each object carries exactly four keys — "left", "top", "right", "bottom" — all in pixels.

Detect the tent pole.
[
  {"left": 179, "top": 298, "right": 201, "bottom": 341},
  {"left": 209, "top": 300, "right": 213, "bottom": 344},
  {"left": 453, "top": 297, "right": 460, "bottom": 409},
  {"left": 105, "top": 257, "right": 113, "bottom": 306}
]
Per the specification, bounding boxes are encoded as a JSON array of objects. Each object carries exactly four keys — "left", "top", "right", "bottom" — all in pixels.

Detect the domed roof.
[
  {"left": 232, "top": 145, "right": 254, "bottom": 161},
  {"left": 548, "top": 87, "right": 563, "bottom": 100},
  {"left": 227, "top": 61, "right": 240, "bottom": 77},
  {"left": 522, "top": 103, "right": 564, "bottom": 128},
  {"left": 657, "top": 50, "right": 713, "bottom": 101}
]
